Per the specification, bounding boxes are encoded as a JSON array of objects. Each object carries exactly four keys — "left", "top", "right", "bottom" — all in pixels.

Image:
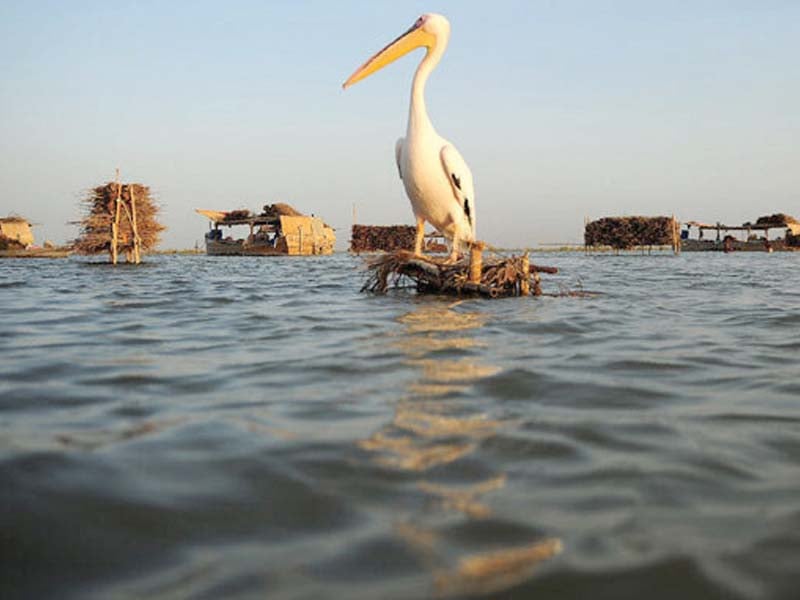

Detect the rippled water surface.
[{"left": 1, "top": 253, "right": 799, "bottom": 599}]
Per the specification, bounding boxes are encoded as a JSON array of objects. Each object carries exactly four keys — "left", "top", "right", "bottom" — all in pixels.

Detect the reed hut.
[
  {"left": 350, "top": 224, "right": 448, "bottom": 253},
  {"left": 0, "top": 216, "right": 34, "bottom": 250},
  {"left": 584, "top": 216, "right": 679, "bottom": 252},
  {"left": 74, "top": 182, "right": 164, "bottom": 264},
  {"left": 351, "top": 224, "right": 416, "bottom": 253}
]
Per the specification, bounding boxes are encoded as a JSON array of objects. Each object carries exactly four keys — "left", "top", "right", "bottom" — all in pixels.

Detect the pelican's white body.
[{"left": 397, "top": 119, "right": 475, "bottom": 246}]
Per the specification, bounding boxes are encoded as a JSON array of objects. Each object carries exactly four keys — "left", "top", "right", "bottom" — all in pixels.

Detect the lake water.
[{"left": 1, "top": 252, "right": 798, "bottom": 599}]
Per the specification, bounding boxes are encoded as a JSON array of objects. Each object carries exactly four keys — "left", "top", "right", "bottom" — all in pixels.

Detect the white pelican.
[{"left": 344, "top": 13, "right": 475, "bottom": 261}]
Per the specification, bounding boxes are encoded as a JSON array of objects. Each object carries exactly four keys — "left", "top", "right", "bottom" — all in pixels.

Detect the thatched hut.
[
  {"left": 0, "top": 216, "right": 34, "bottom": 250},
  {"left": 350, "top": 224, "right": 448, "bottom": 253},
  {"left": 351, "top": 224, "right": 416, "bottom": 253},
  {"left": 74, "top": 182, "right": 165, "bottom": 263},
  {"left": 584, "top": 216, "right": 679, "bottom": 252}
]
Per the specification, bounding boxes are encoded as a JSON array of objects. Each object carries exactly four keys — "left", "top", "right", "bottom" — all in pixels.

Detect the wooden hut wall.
[{"left": 278, "top": 216, "right": 335, "bottom": 255}]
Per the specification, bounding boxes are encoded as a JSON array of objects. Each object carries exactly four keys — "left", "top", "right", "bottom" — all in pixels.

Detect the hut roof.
[{"left": 196, "top": 203, "right": 307, "bottom": 226}]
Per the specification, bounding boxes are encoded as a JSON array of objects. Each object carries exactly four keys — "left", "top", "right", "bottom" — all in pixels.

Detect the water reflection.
[
  {"left": 359, "top": 301, "right": 501, "bottom": 473},
  {"left": 359, "top": 300, "right": 561, "bottom": 596}
]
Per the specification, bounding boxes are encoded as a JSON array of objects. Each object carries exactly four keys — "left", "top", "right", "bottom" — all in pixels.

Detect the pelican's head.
[{"left": 343, "top": 13, "right": 451, "bottom": 89}]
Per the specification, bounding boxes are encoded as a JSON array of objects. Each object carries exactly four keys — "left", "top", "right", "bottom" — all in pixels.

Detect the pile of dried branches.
[
  {"left": 584, "top": 216, "right": 675, "bottom": 250},
  {"left": 74, "top": 182, "right": 164, "bottom": 258},
  {"left": 362, "top": 250, "right": 558, "bottom": 298},
  {"left": 747, "top": 213, "right": 798, "bottom": 227},
  {"left": 0, "top": 236, "right": 23, "bottom": 251},
  {"left": 220, "top": 203, "right": 305, "bottom": 223},
  {"left": 351, "top": 224, "right": 416, "bottom": 253},
  {"left": 222, "top": 209, "right": 252, "bottom": 222},
  {"left": 262, "top": 203, "right": 304, "bottom": 218}
]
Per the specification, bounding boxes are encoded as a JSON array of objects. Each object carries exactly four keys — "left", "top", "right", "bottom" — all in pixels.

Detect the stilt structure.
[{"left": 74, "top": 174, "right": 164, "bottom": 263}]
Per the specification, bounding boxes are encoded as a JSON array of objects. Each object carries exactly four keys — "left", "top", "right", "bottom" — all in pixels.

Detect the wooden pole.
[
  {"left": 469, "top": 241, "right": 485, "bottom": 284},
  {"left": 520, "top": 252, "right": 531, "bottom": 296},
  {"left": 298, "top": 226, "right": 303, "bottom": 255},
  {"left": 672, "top": 214, "right": 680, "bottom": 255},
  {"left": 130, "top": 184, "right": 141, "bottom": 264},
  {"left": 584, "top": 216, "right": 588, "bottom": 255},
  {"left": 111, "top": 169, "right": 121, "bottom": 265},
  {"left": 532, "top": 270, "right": 542, "bottom": 296}
]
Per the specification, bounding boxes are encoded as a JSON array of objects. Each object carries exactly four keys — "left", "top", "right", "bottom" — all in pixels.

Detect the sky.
[{"left": 1, "top": 0, "right": 798, "bottom": 249}]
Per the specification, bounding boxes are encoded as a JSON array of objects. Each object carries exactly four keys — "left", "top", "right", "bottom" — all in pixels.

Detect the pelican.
[{"left": 344, "top": 13, "right": 475, "bottom": 261}]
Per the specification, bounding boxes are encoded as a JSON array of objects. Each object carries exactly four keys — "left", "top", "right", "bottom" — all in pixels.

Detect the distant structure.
[
  {"left": 681, "top": 213, "right": 800, "bottom": 252},
  {"left": 196, "top": 203, "right": 335, "bottom": 256},
  {"left": 350, "top": 224, "right": 447, "bottom": 254},
  {"left": 584, "top": 216, "right": 680, "bottom": 254},
  {"left": 0, "top": 216, "right": 34, "bottom": 250},
  {"left": 0, "top": 216, "right": 71, "bottom": 258},
  {"left": 74, "top": 178, "right": 165, "bottom": 264},
  {"left": 584, "top": 213, "right": 800, "bottom": 254}
]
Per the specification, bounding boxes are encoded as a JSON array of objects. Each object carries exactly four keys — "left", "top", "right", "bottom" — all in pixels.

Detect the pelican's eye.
[{"left": 415, "top": 16, "right": 425, "bottom": 27}]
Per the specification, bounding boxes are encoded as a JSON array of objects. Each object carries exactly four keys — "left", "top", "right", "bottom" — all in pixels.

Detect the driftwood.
[{"left": 362, "top": 249, "right": 558, "bottom": 298}]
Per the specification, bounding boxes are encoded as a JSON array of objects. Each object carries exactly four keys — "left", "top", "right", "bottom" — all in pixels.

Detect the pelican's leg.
[
  {"left": 414, "top": 216, "right": 426, "bottom": 256},
  {"left": 446, "top": 222, "right": 461, "bottom": 263}
]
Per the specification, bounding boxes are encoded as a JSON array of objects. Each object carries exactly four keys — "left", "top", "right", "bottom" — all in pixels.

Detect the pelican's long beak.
[{"left": 343, "top": 21, "right": 435, "bottom": 89}]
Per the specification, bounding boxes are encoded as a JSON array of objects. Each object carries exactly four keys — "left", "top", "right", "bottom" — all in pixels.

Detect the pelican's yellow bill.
[{"left": 343, "top": 24, "right": 435, "bottom": 89}]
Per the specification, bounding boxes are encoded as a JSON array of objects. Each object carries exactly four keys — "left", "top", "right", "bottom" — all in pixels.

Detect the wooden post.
[
  {"left": 672, "top": 214, "right": 680, "bottom": 255},
  {"left": 298, "top": 226, "right": 303, "bottom": 255},
  {"left": 520, "top": 252, "right": 531, "bottom": 296},
  {"left": 130, "top": 184, "right": 141, "bottom": 264},
  {"left": 111, "top": 170, "right": 122, "bottom": 265},
  {"left": 584, "top": 216, "right": 589, "bottom": 255},
  {"left": 469, "top": 241, "right": 485, "bottom": 284},
  {"left": 532, "top": 270, "right": 542, "bottom": 296}
]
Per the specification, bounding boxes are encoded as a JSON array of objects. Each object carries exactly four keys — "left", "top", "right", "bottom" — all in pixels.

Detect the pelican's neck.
[{"left": 408, "top": 39, "right": 446, "bottom": 137}]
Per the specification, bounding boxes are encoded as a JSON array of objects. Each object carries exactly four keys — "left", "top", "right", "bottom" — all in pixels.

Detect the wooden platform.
[{"left": 0, "top": 248, "right": 72, "bottom": 259}]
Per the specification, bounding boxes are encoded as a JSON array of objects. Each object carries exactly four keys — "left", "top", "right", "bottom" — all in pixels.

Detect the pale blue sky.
[{"left": 1, "top": 1, "right": 798, "bottom": 248}]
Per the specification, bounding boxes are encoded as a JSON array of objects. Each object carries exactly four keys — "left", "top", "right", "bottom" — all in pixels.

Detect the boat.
[
  {"left": 0, "top": 247, "right": 72, "bottom": 259},
  {"left": 196, "top": 204, "right": 335, "bottom": 256}
]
